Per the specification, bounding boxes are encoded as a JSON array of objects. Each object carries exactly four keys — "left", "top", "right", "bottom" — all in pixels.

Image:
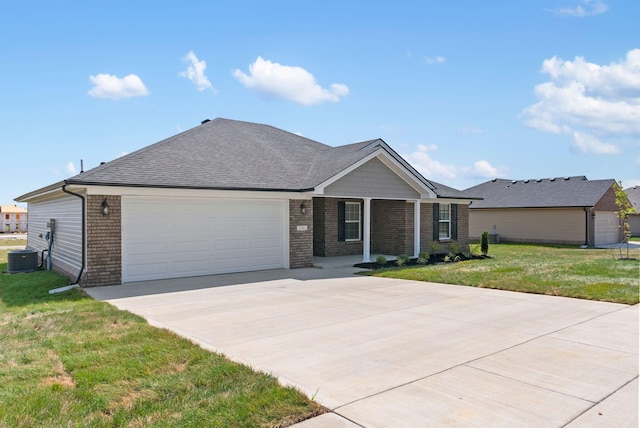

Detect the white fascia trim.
[
  {"left": 84, "top": 186, "right": 314, "bottom": 200},
  {"left": 429, "top": 199, "right": 474, "bottom": 205},
  {"left": 314, "top": 149, "right": 436, "bottom": 199}
]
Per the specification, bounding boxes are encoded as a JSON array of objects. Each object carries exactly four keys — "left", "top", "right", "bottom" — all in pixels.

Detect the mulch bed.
[{"left": 354, "top": 253, "right": 489, "bottom": 269}]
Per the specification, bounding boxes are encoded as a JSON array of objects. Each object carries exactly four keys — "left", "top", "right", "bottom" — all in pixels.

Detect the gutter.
[
  {"left": 63, "top": 180, "right": 315, "bottom": 193},
  {"left": 61, "top": 184, "right": 85, "bottom": 286}
]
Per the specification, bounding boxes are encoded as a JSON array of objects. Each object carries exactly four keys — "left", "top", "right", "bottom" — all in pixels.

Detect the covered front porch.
[{"left": 312, "top": 197, "right": 427, "bottom": 263}]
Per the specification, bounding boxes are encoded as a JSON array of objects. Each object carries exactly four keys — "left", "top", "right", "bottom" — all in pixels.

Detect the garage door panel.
[
  {"left": 173, "top": 240, "right": 209, "bottom": 253},
  {"left": 127, "top": 262, "right": 169, "bottom": 278},
  {"left": 123, "top": 197, "right": 287, "bottom": 282},
  {"left": 595, "top": 212, "right": 619, "bottom": 246},
  {"left": 251, "top": 237, "right": 282, "bottom": 250},
  {"left": 173, "top": 259, "right": 212, "bottom": 273},
  {"left": 127, "top": 241, "right": 169, "bottom": 256}
]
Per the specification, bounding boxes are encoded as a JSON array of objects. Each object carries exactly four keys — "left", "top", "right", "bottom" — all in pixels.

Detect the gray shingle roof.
[
  {"left": 465, "top": 176, "right": 615, "bottom": 209},
  {"left": 50, "top": 118, "right": 474, "bottom": 198},
  {"left": 625, "top": 186, "right": 640, "bottom": 211}
]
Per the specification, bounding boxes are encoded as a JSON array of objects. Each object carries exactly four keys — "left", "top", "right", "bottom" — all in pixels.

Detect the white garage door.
[
  {"left": 122, "top": 197, "right": 287, "bottom": 282},
  {"left": 594, "top": 212, "right": 619, "bottom": 246}
]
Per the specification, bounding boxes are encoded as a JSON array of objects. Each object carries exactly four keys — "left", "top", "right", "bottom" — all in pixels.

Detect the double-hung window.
[
  {"left": 438, "top": 203, "right": 451, "bottom": 240},
  {"left": 344, "top": 202, "right": 361, "bottom": 241}
]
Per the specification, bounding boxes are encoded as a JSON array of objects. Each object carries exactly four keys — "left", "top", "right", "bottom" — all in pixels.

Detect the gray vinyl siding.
[
  {"left": 324, "top": 157, "right": 420, "bottom": 199},
  {"left": 26, "top": 194, "right": 83, "bottom": 277}
]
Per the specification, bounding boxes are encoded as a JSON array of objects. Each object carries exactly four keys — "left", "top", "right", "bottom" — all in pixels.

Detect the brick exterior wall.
[
  {"left": 313, "top": 197, "right": 363, "bottom": 256},
  {"left": 313, "top": 198, "right": 471, "bottom": 258},
  {"left": 312, "top": 197, "right": 326, "bottom": 256},
  {"left": 289, "top": 199, "right": 313, "bottom": 268},
  {"left": 84, "top": 195, "right": 121, "bottom": 287},
  {"left": 420, "top": 203, "right": 434, "bottom": 253},
  {"left": 594, "top": 184, "right": 619, "bottom": 211},
  {"left": 371, "top": 200, "right": 414, "bottom": 255},
  {"left": 420, "top": 202, "right": 470, "bottom": 254}
]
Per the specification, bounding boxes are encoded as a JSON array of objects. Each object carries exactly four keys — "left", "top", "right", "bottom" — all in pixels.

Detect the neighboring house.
[
  {"left": 15, "top": 118, "right": 479, "bottom": 287},
  {"left": 625, "top": 186, "right": 640, "bottom": 237},
  {"left": 465, "top": 176, "right": 623, "bottom": 246},
  {"left": 0, "top": 205, "right": 28, "bottom": 233}
]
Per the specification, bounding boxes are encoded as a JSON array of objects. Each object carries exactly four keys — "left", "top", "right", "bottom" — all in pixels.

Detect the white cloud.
[
  {"left": 233, "top": 56, "right": 349, "bottom": 105},
  {"left": 425, "top": 56, "right": 446, "bottom": 64},
  {"left": 179, "top": 51, "right": 215, "bottom": 92},
  {"left": 459, "top": 126, "right": 483, "bottom": 135},
  {"left": 66, "top": 162, "right": 77, "bottom": 175},
  {"left": 553, "top": 0, "right": 608, "bottom": 17},
  {"left": 88, "top": 74, "right": 149, "bottom": 99},
  {"left": 403, "top": 145, "right": 505, "bottom": 182},
  {"left": 463, "top": 160, "right": 502, "bottom": 178},
  {"left": 522, "top": 49, "right": 640, "bottom": 154}
]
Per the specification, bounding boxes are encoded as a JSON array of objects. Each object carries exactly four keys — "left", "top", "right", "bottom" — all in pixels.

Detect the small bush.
[
  {"left": 417, "top": 251, "right": 430, "bottom": 265},
  {"left": 429, "top": 241, "right": 440, "bottom": 256},
  {"left": 376, "top": 255, "right": 387, "bottom": 266},
  {"left": 396, "top": 254, "right": 410, "bottom": 267},
  {"left": 481, "top": 231, "right": 489, "bottom": 255},
  {"left": 449, "top": 242, "right": 460, "bottom": 256}
]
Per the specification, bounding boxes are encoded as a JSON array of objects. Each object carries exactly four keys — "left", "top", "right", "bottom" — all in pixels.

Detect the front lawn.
[
  {"left": 368, "top": 243, "right": 639, "bottom": 304},
  {"left": 0, "top": 252, "right": 324, "bottom": 427}
]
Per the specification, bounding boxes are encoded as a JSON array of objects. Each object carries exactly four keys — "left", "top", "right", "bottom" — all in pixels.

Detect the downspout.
[
  {"left": 62, "top": 184, "right": 85, "bottom": 286},
  {"left": 583, "top": 207, "right": 589, "bottom": 247}
]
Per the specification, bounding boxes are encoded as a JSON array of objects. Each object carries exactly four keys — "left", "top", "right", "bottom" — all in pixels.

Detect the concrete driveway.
[{"left": 86, "top": 266, "right": 639, "bottom": 427}]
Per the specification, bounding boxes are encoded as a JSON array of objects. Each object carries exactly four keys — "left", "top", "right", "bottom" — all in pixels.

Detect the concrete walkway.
[{"left": 86, "top": 267, "right": 639, "bottom": 427}]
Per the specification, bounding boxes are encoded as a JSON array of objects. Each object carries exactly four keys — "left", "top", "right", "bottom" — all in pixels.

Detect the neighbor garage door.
[
  {"left": 594, "top": 211, "right": 619, "bottom": 246},
  {"left": 122, "top": 197, "right": 287, "bottom": 282}
]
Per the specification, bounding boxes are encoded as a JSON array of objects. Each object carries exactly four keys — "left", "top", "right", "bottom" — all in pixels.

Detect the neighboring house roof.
[
  {"left": 625, "top": 186, "right": 640, "bottom": 213},
  {"left": 17, "top": 118, "right": 477, "bottom": 200},
  {"left": 465, "top": 176, "right": 616, "bottom": 209},
  {"left": 0, "top": 205, "right": 27, "bottom": 214}
]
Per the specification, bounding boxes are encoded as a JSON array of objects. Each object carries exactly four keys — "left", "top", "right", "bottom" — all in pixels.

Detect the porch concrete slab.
[
  {"left": 565, "top": 378, "right": 639, "bottom": 428},
  {"left": 86, "top": 270, "right": 639, "bottom": 427}
]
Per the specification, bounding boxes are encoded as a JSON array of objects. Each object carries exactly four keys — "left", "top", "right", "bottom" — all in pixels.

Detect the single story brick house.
[
  {"left": 625, "top": 186, "right": 640, "bottom": 237},
  {"left": 465, "top": 176, "right": 623, "bottom": 246},
  {"left": 16, "top": 118, "right": 479, "bottom": 287}
]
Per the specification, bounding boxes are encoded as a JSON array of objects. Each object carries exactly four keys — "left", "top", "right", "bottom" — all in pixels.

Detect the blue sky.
[{"left": 2, "top": 0, "right": 639, "bottom": 206}]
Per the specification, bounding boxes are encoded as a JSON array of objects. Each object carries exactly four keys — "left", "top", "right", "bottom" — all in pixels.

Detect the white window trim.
[
  {"left": 345, "top": 201, "right": 361, "bottom": 241},
  {"left": 439, "top": 203, "right": 451, "bottom": 240}
]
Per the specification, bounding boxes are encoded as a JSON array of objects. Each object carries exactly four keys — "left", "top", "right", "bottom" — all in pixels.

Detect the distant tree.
[{"left": 614, "top": 182, "right": 636, "bottom": 259}]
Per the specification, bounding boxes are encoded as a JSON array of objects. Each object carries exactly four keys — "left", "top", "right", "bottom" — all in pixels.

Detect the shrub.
[
  {"left": 449, "top": 242, "right": 460, "bottom": 256},
  {"left": 417, "top": 251, "right": 430, "bottom": 265},
  {"left": 429, "top": 241, "right": 440, "bottom": 256},
  {"left": 396, "top": 254, "right": 410, "bottom": 267},
  {"left": 481, "top": 231, "right": 489, "bottom": 256},
  {"left": 376, "top": 255, "right": 387, "bottom": 266}
]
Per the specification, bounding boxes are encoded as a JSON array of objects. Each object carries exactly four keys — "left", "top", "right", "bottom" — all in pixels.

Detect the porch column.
[
  {"left": 414, "top": 200, "right": 421, "bottom": 257},
  {"left": 363, "top": 197, "right": 371, "bottom": 262}
]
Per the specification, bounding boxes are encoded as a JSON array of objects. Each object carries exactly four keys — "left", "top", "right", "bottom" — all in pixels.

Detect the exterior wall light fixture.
[
  {"left": 300, "top": 203, "right": 306, "bottom": 215},
  {"left": 101, "top": 198, "right": 110, "bottom": 216}
]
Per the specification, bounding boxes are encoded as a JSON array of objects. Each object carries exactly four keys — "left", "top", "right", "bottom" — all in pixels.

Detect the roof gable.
[{"left": 466, "top": 176, "right": 616, "bottom": 209}]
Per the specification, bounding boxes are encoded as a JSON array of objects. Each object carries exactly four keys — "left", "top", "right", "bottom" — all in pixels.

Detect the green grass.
[
  {"left": 0, "top": 238, "right": 27, "bottom": 247},
  {"left": 368, "top": 243, "right": 640, "bottom": 304},
  {"left": 0, "top": 251, "right": 324, "bottom": 427}
]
